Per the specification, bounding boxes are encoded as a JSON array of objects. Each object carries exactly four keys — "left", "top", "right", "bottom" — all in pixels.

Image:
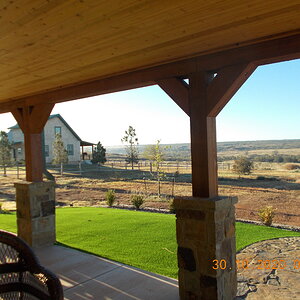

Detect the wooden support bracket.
[
  {"left": 157, "top": 78, "right": 190, "bottom": 116},
  {"left": 188, "top": 62, "right": 256, "bottom": 197},
  {"left": 207, "top": 63, "right": 257, "bottom": 117}
]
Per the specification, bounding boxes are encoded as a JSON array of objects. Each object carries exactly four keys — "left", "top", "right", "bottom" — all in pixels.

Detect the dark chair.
[{"left": 0, "top": 230, "right": 63, "bottom": 300}]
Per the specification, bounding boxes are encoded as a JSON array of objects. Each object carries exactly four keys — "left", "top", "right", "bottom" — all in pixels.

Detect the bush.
[
  {"left": 0, "top": 202, "right": 10, "bottom": 214},
  {"left": 258, "top": 206, "right": 276, "bottom": 226},
  {"left": 105, "top": 190, "right": 116, "bottom": 207},
  {"left": 284, "top": 163, "right": 300, "bottom": 170},
  {"left": 131, "top": 194, "right": 144, "bottom": 210},
  {"left": 232, "top": 157, "right": 253, "bottom": 175}
]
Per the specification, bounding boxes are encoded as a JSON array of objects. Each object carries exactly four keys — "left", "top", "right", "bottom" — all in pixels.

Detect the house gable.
[{"left": 8, "top": 114, "right": 82, "bottom": 163}]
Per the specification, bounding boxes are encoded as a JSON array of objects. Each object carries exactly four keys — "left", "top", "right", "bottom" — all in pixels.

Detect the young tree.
[
  {"left": 91, "top": 141, "right": 107, "bottom": 164},
  {"left": 52, "top": 134, "right": 68, "bottom": 175},
  {"left": 144, "top": 140, "right": 166, "bottom": 196},
  {"left": 121, "top": 126, "right": 139, "bottom": 169},
  {"left": 232, "top": 157, "right": 253, "bottom": 176},
  {"left": 0, "top": 131, "right": 12, "bottom": 177}
]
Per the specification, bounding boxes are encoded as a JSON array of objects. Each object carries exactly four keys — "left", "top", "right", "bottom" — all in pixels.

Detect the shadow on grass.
[{"left": 0, "top": 210, "right": 13, "bottom": 215}]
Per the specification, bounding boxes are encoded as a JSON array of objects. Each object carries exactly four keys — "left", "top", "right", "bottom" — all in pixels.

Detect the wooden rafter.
[{"left": 156, "top": 78, "right": 189, "bottom": 115}]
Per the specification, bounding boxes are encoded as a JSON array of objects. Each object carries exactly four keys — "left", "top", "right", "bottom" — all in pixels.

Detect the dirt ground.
[{"left": 0, "top": 165, "right": 299, "bottom": 227}]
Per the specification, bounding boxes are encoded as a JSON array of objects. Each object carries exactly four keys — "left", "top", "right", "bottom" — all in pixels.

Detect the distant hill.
[{"left": 106, "top": 139, "right": 300, "bottom": 161}]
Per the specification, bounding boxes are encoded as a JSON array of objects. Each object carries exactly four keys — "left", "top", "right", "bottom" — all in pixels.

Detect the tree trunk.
[
  {"left": 3, "top": 165, "right": 7, "bottom": 177},
  {"left": 60, "top": 162, "right": 63, "bottom": 176},
  {"left": 158, "top": 176, "right": 160, "bottom": 197}
]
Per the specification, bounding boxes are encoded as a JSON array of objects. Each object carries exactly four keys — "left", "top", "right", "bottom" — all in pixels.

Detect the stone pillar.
[
  {"left": 174, "top": 196, "right": 238, "bottom": 300},
  {"left": 15, "top": 181, "right": 56, "bottom": 248}
]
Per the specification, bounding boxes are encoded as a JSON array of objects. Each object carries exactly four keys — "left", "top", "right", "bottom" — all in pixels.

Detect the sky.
[{"left": 0, "top": 59, "right": 299, "bottom": 147}]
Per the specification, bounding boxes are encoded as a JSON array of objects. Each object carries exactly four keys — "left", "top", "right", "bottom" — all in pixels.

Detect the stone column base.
[
  {"left": 15, "top": 181, "right": 56, "bottom": 248},
  {"left": 174, "top": 196, "right": 238, "bottom": 300}
]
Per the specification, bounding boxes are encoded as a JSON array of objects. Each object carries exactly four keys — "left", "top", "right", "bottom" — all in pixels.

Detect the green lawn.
[{"left": 0, "top": 207, "right": 299, "bottom": 278}]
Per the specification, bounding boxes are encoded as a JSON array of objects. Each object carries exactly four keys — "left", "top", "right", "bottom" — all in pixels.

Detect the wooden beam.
[
  {"left": 207, "top": 63, "right": 257, "bottom": 117},
  {"left": 189, "top": 71, "right": 217, "bottom": 198},
  {"left": 0, "top": 33, "right": 299, "bottom": 113},
  {"left": 1, "top": 33, "right": 300, "bottom": 114},
  {"left": 11, "top": 104, "right": 54, "bottom": 182},
  {"left": 157, "top": 78, "right": 189, "bottom": 115}
]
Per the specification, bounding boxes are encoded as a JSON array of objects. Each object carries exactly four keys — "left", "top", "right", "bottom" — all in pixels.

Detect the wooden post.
[
  {"left": 189, "top": 71, "right": 218, "bottom": 198},
  {"left": 12, "top": 104, "right": 54, "bottom": 182}
]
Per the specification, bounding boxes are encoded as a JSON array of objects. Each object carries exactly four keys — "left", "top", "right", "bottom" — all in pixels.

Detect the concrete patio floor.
[{"left": 35, "top": 245, "right": 179, "bottom": 300}]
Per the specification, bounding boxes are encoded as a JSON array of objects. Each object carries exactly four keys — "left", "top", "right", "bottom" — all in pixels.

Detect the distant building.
[{"left": 8, "top": 114, "right": 95, "bottom": 163}]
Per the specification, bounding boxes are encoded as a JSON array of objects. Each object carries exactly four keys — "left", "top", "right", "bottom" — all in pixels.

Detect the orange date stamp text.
[{"left": 212, "top": 258, "right": 300, "bottom": 270}]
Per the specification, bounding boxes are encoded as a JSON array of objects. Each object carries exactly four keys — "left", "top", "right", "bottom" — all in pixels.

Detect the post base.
[
  {"left": 15, "top": 181, "right": 56, "bottom": 248},
  {"left": 174, "top": 196, "right": 238, "bottom": 300}
]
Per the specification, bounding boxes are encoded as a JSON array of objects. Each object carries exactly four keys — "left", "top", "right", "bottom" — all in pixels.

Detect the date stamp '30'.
[{"left": 212, "top": 259, "right": 300, "bottom": 270}]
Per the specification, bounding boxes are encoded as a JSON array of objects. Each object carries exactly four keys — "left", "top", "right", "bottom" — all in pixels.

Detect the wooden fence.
[{"left": 0, "top": 160, "right": 233, "bottom": 180}]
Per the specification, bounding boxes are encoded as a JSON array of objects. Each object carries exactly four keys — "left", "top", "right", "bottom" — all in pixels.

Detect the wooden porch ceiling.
[{"left": 0, "top": 0, "right": 300, "bottom": 111}]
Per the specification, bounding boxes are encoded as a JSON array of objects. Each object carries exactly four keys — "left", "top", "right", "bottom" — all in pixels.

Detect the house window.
[
  {"left": 67, "top": 144, "right": 74, "bottom": 156},
  {"left": 44, "top": 145, "right": 49, "bottom": 157},
  {"left": 54, "top": 126, "right": 62, "bottom": 136},
  {"left": 17, "top": 148, "right": 22, "bottom": 154}
]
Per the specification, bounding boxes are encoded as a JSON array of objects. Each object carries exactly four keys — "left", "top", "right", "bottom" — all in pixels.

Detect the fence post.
[
  {"left": 143, "top": 177, "right": 147, "bottom": 192},
  {"left": 79, "top": 161, "right": 82, "bottom": 176},
  {"left": 17, "top": 163, "right": 20, "bottom": 179},
  {"left": 172, "top": 176, "right": 175, "bottom": 197},
  {"left": 150, "top": 162, "right": 152, "bottom": 172}
]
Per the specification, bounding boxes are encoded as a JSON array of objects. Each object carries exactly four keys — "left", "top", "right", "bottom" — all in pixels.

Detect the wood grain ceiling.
[{"left": 0, "top": 0, "right": 300, "bottom": 106}]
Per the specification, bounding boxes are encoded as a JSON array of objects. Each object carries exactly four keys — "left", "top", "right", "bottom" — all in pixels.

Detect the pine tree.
[
  {"left": 91, "top": 142, "right": 107, "bottom": 164},
  {"left": 121, "top": 126, "right": 139, "bottom": 169},
  {"left": 52, "top": 134, "right": 68, "bottom": 175},
  {"left": 0, "top": 131, "right": 12, "bottom": 177}
]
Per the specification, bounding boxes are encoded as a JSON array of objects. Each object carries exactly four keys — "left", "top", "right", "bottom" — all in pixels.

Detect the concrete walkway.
[{"left": 35, "top": 245, "right": 179, "bottom": 300}]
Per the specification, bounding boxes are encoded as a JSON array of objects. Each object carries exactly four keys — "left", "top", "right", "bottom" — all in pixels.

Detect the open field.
[
  {"left": 1, "top": 140, "right": 299, "bottom": 225},
  {"left": 0, "top": 160, "right": 299, "bottom": 226},
  {"left": 1, "top": 208, "right": 299, "bottom": 278}
]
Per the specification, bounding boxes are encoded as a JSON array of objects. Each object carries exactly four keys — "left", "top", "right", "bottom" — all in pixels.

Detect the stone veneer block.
[
  {"left": 15, "top": 181, "right": 56, "bottom": 248},
  {"left": 174, "top": 196, "right": 238, "bottom": 300}
]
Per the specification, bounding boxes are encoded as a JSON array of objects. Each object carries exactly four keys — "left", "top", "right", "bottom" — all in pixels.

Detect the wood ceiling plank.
[
  {"left": 1, "top": 1, "right": 298, "bottom": 73},
  {"left": 0, "top": 1, "right": 300, "bottom": 104}
]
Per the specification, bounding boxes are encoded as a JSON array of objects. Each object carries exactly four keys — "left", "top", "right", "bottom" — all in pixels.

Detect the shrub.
[
  {"left": 0, "top": 202, "right": 10, "bottom": 214},
  {"left": 232, "top": 157, "right": 253, "bottom": 175},
  {"left": 284, "top": 163, "right": 300, "bottom": 170},
  {"left": 174, "top": 170, "right": 180, "bottom": 177},
  {"left": 258, "top": 206, "right": 276, "bottom": 226},
  {"left": 131, "top": 194, "right": 144, "bottom": 210},
  {"left": 105, "top": 190, "right": 116, "bottom": 207}
]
